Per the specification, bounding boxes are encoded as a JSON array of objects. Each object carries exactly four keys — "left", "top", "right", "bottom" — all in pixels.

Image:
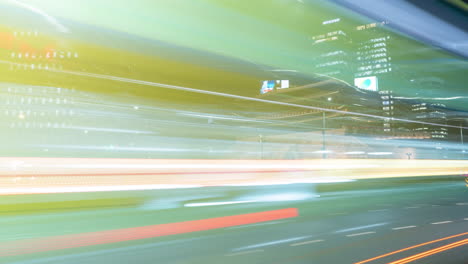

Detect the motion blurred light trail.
[
  {"left": 0, "top": 59, "right": 467, "bottom": 131},
  {"left": 389, "top": 239, "right": 468, "bottom": 264},
  {"left": 0, "top": 208, "right": 298, "bottom": 257},
  {"left": 1, "top": 158, "right": 467, "bottom": 195},
  {"left": 355, "top": 232, "right": 468, "bottom": 264}
]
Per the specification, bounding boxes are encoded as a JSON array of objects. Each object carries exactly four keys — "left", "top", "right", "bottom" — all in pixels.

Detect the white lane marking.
[
  {"left": 226, "top": 249, "right": 264, "bottom": 257},
  {"left": 431, "top": 221, "right": 453, "bottom": 225},
  {"left": 335, "top": 222, "right": 387, "bottom": 233},
  {"left": 392, "top": 225, "right": 417, "bottom": 230},
  {"left": 456, "top": 203, "right": 468, "bottom": 206},
  {"left": 464, "top": 218, "right": 468, "bottom": 221},
  {"left": 226, "top": 220, "right": 289, "bottom": 230},
  {"left": 346, "top": 231, "right": 376, "bottom": 237},
  {"left": 290, "top": 239, "right": 324, "bottom": 247},
  {"left": 232, "top": 236, "right": 309, "bottom": 251},
  {"left": 405, "top": 206, "right": 419, "bottom": 209},
  {"left": 329, "top": 212, "right": 347, "bottom": 216},
  {"left": 368, "top": 209, "right": 389, "bottom": 212}
]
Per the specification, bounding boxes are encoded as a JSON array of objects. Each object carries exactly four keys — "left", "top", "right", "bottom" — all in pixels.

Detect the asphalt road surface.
[{"left": 1, "top": 176, "right": 467, "bottom": 264}]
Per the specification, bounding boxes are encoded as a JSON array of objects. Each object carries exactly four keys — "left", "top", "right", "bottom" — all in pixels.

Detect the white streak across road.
[
  {"left": 232, "top": 236, "right": 310, "bottom": 252},
  {"left": 225, "top": 250, "right": 264, "bottom": 257},
  {"left": 227, "top": 216, "right": 464, "bottom": 257},
  {"left": 290, "top": 240, "right": 324, "bottom": 247},
  {"left": 335, "top": 222, "right": 388, "bottom": 233},
  {"left": 392, "top": 225, "right": 417, "bottom": 230},
  {"left": 431, "top": 221, "right": 453, "bottom": 225},
  {"left": 346, "top": 231, "right": 376, "bottom": 237}
]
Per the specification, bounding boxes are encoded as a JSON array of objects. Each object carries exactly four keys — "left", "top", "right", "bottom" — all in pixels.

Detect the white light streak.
[
  {"left": 184, "top": 201, "right": 254, "bottom": 207},
  {"left": 7, "top": 0, "right": 69, "bottom": 33},
  {"left": 0, "top": 59, "right": 463, "bottom": 130},
  {"left": 367, "top": 152, "right": 393, "bottom": 155},
  {"left": 314, "top": 150, "right": 333, "bottom": 154},
  {"left": 336, "top": 222, "right": 388, "bottom": 233},
  {"left": 180, "top": 113, "right": 268, "bottom": 123},
  {"left": 232, "top": 236, "right": 310, "bottom": 252},
  {"left": 345, "top": 151, "right": 366, "bottom": 155},
  {"left": 0, "top": 184, "right": 202, "bottom": 195}
]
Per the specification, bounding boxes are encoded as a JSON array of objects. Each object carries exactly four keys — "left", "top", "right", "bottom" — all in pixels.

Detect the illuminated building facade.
[
  {"left": 412, "top": 102, "right": 448, "bottom": 140},
  {"left": 353, "top": 21, "right": 395, "bottom": 134},
  {"left": 312, "top": 18, "right": 353, "bottom": 83}
]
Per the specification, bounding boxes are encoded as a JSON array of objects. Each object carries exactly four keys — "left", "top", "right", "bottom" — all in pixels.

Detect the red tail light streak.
[{"left": 0, "top": 208, "right": 298, "bottom": 257}]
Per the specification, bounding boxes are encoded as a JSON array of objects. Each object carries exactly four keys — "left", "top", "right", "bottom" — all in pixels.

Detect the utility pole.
[
  {"left": 322, "top": 112, "right": 327, "bottom": 159},
  {"left": 259, "top": 134, "right": 264, "bottom": 160},
  {"left": 461, "top": 124, "right": 465, "bottom": 159}
]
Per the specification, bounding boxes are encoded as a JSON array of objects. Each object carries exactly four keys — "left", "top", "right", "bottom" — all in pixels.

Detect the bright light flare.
[{"left": 1, "top": 158, "right": 467, "bottom": 195}]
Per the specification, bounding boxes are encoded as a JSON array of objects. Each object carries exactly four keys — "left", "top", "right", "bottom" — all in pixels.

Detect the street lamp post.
[
  {"left": 406, "top": 152, "right": 412, "bottom": 160},
  {"left": 322, "top": 112, "right": 327, "bottom": 159},
  {"left": 460, "top": 124, "right": 465, "bottom": 159},
  {"left": 259, "top": 134, "right": 264, "bottom": 160}
]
